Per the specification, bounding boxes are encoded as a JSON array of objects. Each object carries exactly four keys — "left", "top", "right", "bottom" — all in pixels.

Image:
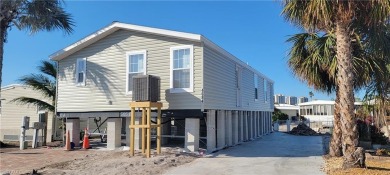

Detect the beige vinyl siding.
[
  {"left": 203, "top": 45, "right": 237, "bottom": 110},
  {"left": 57, "top": 29, "right": 203, "bottom": 112},
  {"left": 0, "top": 85, "right": 57, "bottom": 141},
  {"left": 203, "top": 45, "right": 273, "bottom": 112}
]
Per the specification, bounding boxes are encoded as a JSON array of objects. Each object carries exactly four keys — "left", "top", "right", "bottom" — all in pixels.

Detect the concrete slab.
[{"left": 164, "top": 132, "right": 324, "bottom": 175}]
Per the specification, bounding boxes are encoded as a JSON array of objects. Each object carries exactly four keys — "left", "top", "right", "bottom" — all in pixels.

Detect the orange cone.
[
  {"left": 82, "top": 128, "right": 90, "bottom": 149},
  {"left": 64, "top": 130, "right": 71, "bottom": 151}
]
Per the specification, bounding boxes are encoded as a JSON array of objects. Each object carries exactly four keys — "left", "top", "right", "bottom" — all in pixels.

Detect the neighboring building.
[
  {"left": 0, "top": 84, "right": 61, "bottom": 143},
  {"left": 50, "top": 22, "right": 274, "bottom": 152},
  {"left": 274, "top": 104, "right": 299, "bottom": 120},
  {"left": 274, "top": 94, "right": 286, "bottom": 104},
  {"left": 298, "top": 97, "right": 309, "bottom": 104},
  {"left": 286, "top": 96, "right": 297, "bottom": 105},
  {"left": 298, "top": 100, "right": 362, "bottom": 125}
]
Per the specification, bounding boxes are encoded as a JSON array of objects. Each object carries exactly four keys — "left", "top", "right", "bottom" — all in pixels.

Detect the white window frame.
[
  {"left": 75, "top": 58, "right": 86, "bottom": 86},
  {"left": 254, "top": 74, "right": 258, "bottom": 101},
  {"left": 126, "top": 50, "right": 147, "bottom": 95},
  {"left": 170, "top": 45, "right": 194, "bottom": 93}
]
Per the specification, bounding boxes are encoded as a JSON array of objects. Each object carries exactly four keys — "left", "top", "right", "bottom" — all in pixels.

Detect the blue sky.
[{"left": 4, "top": 1, "right": 351, "bottom": 100}]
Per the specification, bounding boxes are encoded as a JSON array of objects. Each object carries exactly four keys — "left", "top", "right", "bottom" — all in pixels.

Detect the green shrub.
[{"left": 272, "top": 109, "right": 289, "bottom": 122}]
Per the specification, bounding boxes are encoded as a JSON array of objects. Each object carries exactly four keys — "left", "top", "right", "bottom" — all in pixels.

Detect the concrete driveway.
[{"left": 164, "top": 132, "right": 324, "bottom": 175}]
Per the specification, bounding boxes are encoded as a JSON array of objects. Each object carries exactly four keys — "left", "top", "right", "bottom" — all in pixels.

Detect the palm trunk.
[
  {"left": 329, "top": 88, "right": 342, "bottom": 157},
  {"left": 335, "top": 21, "right": 360, "bottom": 168},
  {"left": 0, "top": 24, "right": 5, "bottom": 91}
]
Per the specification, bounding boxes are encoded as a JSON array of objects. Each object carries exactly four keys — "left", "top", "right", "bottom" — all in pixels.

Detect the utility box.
[
  {"left": 33, "top": 122, "right": 46, "bottom": 129},
  {"left": 132, "top": 75, "right": 160, "bottom": 102},
  {"left": 22, "top": 116, "right": 30, "bottom": 129}
]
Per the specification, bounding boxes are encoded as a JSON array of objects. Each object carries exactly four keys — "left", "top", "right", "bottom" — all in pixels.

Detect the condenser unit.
[{"left": 132, "top": 75, "right": 160, "bottom": 102}]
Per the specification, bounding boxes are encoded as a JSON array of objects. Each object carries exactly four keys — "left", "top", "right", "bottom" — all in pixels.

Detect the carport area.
[{"left": 164, "top": 132, "right": 325, "bottom": 175}]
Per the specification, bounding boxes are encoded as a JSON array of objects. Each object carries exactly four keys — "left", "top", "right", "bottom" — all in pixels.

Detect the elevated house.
[{"left": 50, "top": 22, "right": 274, "bottom": 152}]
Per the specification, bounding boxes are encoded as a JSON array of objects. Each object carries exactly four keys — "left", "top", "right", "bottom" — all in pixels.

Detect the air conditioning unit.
[{"left": 132, "top": 75, "right": 160, "bottom": 102}]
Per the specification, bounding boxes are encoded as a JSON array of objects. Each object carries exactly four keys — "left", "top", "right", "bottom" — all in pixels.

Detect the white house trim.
[
  {"left": 169, "top": 45, "right": 194, "bottom": 93},
  {"left": 125, "top": 50, "right": 147, "bottom": 95}
]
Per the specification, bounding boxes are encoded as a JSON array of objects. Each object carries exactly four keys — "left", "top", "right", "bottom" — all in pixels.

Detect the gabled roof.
[
  {"left": 49, "top": 22, "right": 273, "bottom": 83},
  {"left": 1, "top": 84, "right": 27, "bottom": 91}
]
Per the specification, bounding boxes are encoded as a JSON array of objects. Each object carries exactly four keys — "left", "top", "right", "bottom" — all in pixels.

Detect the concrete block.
[
  {"left": 207, "top": 110, "right": 216, "bottom": 152},
  {"left": 185, "top": 118, "right": 200, "bottom": 152},
  {"left": 217, "top": 110, "right": 226, "bottom": 149},
  {"left": 232, "top": 111, "right": 239, "bottom": 145},
  {"left": 225, "top": 111, "right": 232, "bottom": 146},
  {"left": 66, "top": 118, "right": 80, "bottom": 147},
  {"left": 107, "top": 118, "right": 121, "bottom": 150}
]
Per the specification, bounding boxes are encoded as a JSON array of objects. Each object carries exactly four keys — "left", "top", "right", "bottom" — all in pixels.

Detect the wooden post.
[
  {"left": 129, "top": 102, "right": 162, "bottom": 158},
  {"left": 157, "top": 106, "right": 161, "bottom": 154},
  {"left": 141, "top": 108, "right": 146, "bottom": 154},
  {"left": 146, "top": 108, "right": 151, "bottom": 158}
]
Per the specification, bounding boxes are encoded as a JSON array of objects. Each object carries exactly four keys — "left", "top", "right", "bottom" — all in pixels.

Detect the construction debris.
[{"left": 288, "top": 123, "right": 319, "bottom": 136}]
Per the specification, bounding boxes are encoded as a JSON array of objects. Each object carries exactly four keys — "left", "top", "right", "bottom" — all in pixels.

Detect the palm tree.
[
  {"left": 282, "top": 1, "right": 390, "bottom": 167},
  {"left": 309, "top": 91, "right": 314, "bottom": 101},
  {"left": 0, "top": 0, "right": 73, "bottom": 91},
  {"left": 11, "top": 60, "right": 56, "bottom": 110},
  {"left": 11, "top": 60, "right": 57, "bottom": 143},
  {"left": 286, "top": 28, "right": 389, "bottom": 166}
]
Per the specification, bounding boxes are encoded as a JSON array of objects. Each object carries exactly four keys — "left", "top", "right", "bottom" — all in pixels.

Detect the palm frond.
[
  {"left": 15, "top": 0, "right": 74, "bottom": 34},
  {"left": 18, "top": 73, "right": 55, "bottom": 99},
  {"left": 38, "top": 60, "right": 57, "bottom": 79},
  {"left": 10, "top": 97, "right": 54, "bottom": 112}
]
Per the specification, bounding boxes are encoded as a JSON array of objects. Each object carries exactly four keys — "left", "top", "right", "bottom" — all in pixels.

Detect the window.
[
  {"left": 264, "top": 79, "right": 268, "bottom": 102},
  {"left": 76, "top": 58, "right": 86, "bottom": 86},
  {"left": 254, "top": 74, "right": 258, "bottom": 100},
  {"left": 126, "top": 50, "right": 147, "bottom": 94},
  {"left": 170, "top": 45, "right": 193, "bottom": 93}
]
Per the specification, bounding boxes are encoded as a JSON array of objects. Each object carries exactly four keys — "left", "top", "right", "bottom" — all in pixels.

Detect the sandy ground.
[
  {"left": 321, "top": 135, "right": 390, "bottom": 175},
  {"left": 38, "top": 147, "right": 197, "bottom": 175},
  {"left": 323, "top": 156, "right": 390, "bottom": 175}
]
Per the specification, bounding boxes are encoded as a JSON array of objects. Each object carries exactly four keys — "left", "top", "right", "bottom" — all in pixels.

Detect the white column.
[
  {"left": 238, "top": 111, "right": 243, "bottom": 142},
  {"left": 185, "top": 118, "right": 200, "bottom": 152},
  {"left": 66, "top": 118, "right": 80, "bottom": 147},
  {"left": 268, "top": 112, "right": 271, "bottom": 134},
  {"left": 262, "top": 112, "right": 265, "bottom": 135},
  {"left": 207, "top": 110, "right": 216, "bottom": 153},
  {"left": 232, "top": 111, "right": 239, "bottom": 145},
  {"left": 107, "top": 118, "right": 121, "bottom": 150},
  {"left": 255, "top": 111, "right": 258, "bottom": 138},
  {"left": 243, "top": 111, "right": 248, "bottom": 141},
  {"left": 251, "top": 111, "right": 257, "bottom": 139},
  {"left": 225, "top": 111, "right": 233, "bottom": 146},
  {"left": 217, "top": 110, "right": 226, "bottom": 149},
  {"left": 287, "top": 119, "right": 291, "bottom": 132}
]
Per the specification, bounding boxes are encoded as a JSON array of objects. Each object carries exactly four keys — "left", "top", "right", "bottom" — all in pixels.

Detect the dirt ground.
[
  {"left": 323, "top": 156, "right": 390, "bottom": 175},
  {"left": 38, "top": 147, "right": 197, "bottom": 175},
  {"left": 321, "top": 135, "right": 390, "bottom": 175}
]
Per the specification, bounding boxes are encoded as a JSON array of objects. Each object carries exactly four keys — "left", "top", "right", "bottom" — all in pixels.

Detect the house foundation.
[
  {"left": 107, "top": 118, "right": 121, "bottom": 150},
  {"left": 66, "top": 118, "right": 80, "bottom": 147},
  {"left": 184, "top": 118, "right": 199, "bottom": 152}
]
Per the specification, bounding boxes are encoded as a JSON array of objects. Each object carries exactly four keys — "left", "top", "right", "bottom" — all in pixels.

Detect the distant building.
[
  {"left": 274, "top": 94, "right": 286, "bottom": 104},
  {"left": 274, "top": 104, "right": 299, "bottom": 120},
  {"left": 298, "top": 100, "right": 362, "bottom": 126},
  {"left": 286, "top": 96, "right": 298, "bottom": 105},
  {"left": 299, "top": 97, "right": 309, "bottom": 104}
]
